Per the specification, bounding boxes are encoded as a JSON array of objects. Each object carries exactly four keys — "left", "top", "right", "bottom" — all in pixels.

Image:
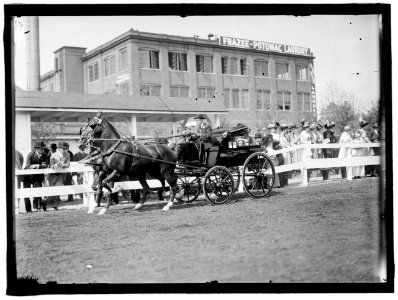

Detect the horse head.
[{"left": 79, "top": 111, "right": 104, "bottom": 148}]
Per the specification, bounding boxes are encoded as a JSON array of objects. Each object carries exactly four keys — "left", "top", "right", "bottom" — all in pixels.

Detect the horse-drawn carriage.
[{"left": 79, "top": 112, "right": 276, "bottom": 213}]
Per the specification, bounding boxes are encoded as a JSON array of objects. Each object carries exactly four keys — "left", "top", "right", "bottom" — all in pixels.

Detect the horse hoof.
[
  {"left": 98, "top": 208, "right": 107, "bottom": 215},
  {"left": 87, "top": 208, "right": 95, "bottom": 214},
  {"left": 162, "top": 206, "right": 170, "bottom": 211},
  {"left": 134, "top": 203, "right": 143, "bottom": 210}
]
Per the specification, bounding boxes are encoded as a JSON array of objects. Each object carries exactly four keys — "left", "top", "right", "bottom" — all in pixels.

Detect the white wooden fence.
[{"left": 14, "top": 143, "right": 380, "bottom": 211}]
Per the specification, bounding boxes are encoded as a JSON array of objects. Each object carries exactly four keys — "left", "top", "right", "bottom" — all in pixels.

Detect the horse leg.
[
  {"left": 134, "top": 176, "right": 150, "bottom": 210},
  {"left": 98, "top": 192, "right": 112, "bottom": 215},
  {"left": 162, "top": 166, "right": 179, "bottom": 211}
]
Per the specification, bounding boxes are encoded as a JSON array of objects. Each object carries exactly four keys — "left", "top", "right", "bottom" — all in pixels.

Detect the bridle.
[{"left": 79, "top": 117, "right": 102, "bottom": 149}]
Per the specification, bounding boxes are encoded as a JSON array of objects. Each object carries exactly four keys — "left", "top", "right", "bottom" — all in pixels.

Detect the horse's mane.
[{"left": 101, "top": 118, "right": 121, "bottom": 139}]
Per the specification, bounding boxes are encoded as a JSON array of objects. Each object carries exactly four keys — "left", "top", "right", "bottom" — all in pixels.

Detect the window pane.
[
  {"left": 93, "top": 63, "right": 98, "bottom": 81},
  {"left": 296, "top": 65, "right": 308, "bottom": 80},
  {"left": 276, "top": 63, "right": 289, "bottom": 79},
  {"left": 284, "top": 92, "right": 291, "bottom": 110},
  {"left": 169, "top": 52, "right": 177, "bottom": 69},
  {"left": 223, "top": 89, "right": 230, "bottom": 108},
  {"left": 196, "top": 55, "right": 204, "bottom": 72},
  {"left": 180, "top": 86, "right": 189, "bottom": 97},
  {"left": 240, "top": 58, "right": 247, "bottom": 75},
  {"left": 230, "top": 58, "right": 238, "bottom": 74},
  {"left": 241, "top": 89, "right": 249, "bottom": 108},
  {"left": 151, "top": 85, "right": 161, "bottom": 96},
  {"left": 139, "top": 50, "right": 149, "bottom": 68},
  {"left": 277, "top": 92, "right": 284, "bottom": 110},
  {"left": 150, "top": 51, "right": 159, "bottom": 69},
  {"left": 221, "top": 57, "right": 228, "bottom": 74},
  {"left": 204, "top": 56, "right": 213, "bottom": 73},
  {"left": 198, "top": 87, "right": 206, "bottom": 98},
  {"left": 110, "top": 56, "right": 115, "bottom": 74},
  {"left": 170, "top": 86, "right": 179, "bottom": 97},
  {"left": 232, "top": 89, "right": 239, "bottom": 108},
  {"left": 298, "top": 94, "right": 303, "bottom": 111},
  {"left": 179, "top": 53, "right": 187, "bottom": 71},
  {"left": 254, "top": 60, "right": 268, "bottom": 77}
]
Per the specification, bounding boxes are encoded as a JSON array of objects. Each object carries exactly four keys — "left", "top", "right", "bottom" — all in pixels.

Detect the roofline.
[
  {"left": 82, "top": 29, "right": 315, "bottom": 61},
  {"left": 40, "top": 70, "right": 56, "bottom": 81},
  {"left": 53, "top": 46, "right": 87, "bottom": 54}
]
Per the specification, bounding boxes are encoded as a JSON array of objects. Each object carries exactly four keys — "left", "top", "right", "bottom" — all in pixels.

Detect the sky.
[{"left": 14, "top": 14, "right": 381, "bottom": 113}]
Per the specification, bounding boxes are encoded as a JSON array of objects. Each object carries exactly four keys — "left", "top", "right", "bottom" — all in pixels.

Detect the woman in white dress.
[
  {"left": 300, "top": 122, "right": 313, "bottom": 182},
  {"left": 351, "top": 121, "right": 370, "bottom": 178},
  {"left": 338, "top": 125, "right": 353, "bottom": 179},
  {"left": 263, "top": 134, "right": 280, "bottom": 188}
]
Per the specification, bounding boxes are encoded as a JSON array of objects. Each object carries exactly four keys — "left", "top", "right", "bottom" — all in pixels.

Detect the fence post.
[
  {"left": 301, "top": 164, "right": 308, "bottom": 186},
  {"left": 83, "top": 168, "right": 95, "bottom": 208}
]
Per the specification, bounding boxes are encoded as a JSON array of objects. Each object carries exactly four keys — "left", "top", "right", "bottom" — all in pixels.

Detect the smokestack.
[{"left": 26, "top": 16, "right": 40, "bottom": 91}]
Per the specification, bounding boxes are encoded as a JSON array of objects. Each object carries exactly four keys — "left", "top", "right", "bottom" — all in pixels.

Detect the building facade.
[{"left": 40, "top": 29, "right": 316, "bottom": 130}]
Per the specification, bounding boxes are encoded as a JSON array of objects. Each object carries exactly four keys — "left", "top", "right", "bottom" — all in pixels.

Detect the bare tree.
[{"left": 31, "top": 122, "right": 61, "bottom": 147}]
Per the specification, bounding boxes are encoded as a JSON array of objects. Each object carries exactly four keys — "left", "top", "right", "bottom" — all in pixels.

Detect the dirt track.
[{"left": 15, "top": 177, "right": 381, "bottom": 283}]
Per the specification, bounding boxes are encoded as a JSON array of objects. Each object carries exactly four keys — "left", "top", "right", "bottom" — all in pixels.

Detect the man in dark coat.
[
  {"left": 64, "top": 142, "right": 75, "bottom": 201},
  {"left": 23, "top": 141, "right": 49, "bottom": 212},
  {"left": 189, "top": 114, "right": 213, "bottom": 164}
]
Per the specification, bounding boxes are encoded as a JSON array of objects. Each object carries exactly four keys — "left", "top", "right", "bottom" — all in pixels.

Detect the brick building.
[{"left": 40, "top": 29, "right": 316, "bottom": 133}]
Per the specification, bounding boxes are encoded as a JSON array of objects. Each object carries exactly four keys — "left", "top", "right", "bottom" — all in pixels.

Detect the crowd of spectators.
[{"left": 15, "top": 141, "right": 89, "bottom": 213}]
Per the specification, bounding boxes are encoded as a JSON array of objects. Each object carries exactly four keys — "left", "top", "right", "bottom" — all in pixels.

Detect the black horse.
[{"left": 79, "top": 112, "right": 179, "bottom": 213}]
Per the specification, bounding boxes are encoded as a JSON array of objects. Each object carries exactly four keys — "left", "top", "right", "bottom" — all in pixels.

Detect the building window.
[
  {"left": 277, "top": 91, "right": 291, "bottom": 110},
  {"left": 88, "top": 62, "right": 99, "bottom": 83},
  {"left": 140, "top": 84, "right": 161, "bottom": 96},
  {"left": 240, "top": 58, "right": 248, "bottom": 76},
  {"left": 139, "top": 49, "right": 159, "bottom": 69},
  {"left": 241, "top": 89, "right": 249, "bottom": 108},
  {"left": 196, "top": 54, "right": 213, "bottom": 73},
  {"left": 168, "top": 52, "right": 187, "bottom": 71},
  {"left": 256, "top": 89, "right": 271, "bottom": 109},
  {"left": 296, "top": 64, "right": 308, "bottom": 80},
  {"left": 118, "top": 82, "right": 129, "bottom": 95},
  {"left": 198, "top": 87, "right": 215, "bottom": 99},
  {"left": 276, "top": 62, "right": 289, "bottom": 79},
  {"left": 221, "top": 57, "right": 229, "bottom": 74},
  {"left": 298, "top": 93, "right": 311, "bottom": 111},
  {"left": 230, "top": 57, "right": 238, "bottom": 75},
  {"left": 119, "top": 48, "right": 128, "bottom": 71},
  {"left": 223, "top": 89, "right": 230, "bottom": 108},
  {"left": 232, "top": 89, "right": 240, "bottom": 108},
  {"left": 104, "top": 56, "right": 115, "bottom": 77},
  {"left": 170, "top": 85, "right": 189, "bottom": 97},
  {"left": 254, "top": 60, "right": 268, "bottom": 77}
]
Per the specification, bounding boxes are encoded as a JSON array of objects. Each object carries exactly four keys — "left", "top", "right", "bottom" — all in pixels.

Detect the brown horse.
[{"left": 79, "top": 112, "right": 179, "bottom": 213}]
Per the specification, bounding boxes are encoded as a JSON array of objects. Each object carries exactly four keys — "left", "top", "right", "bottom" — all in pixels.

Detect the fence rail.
[{"left": 15, "top": 143, "right": 381, "bottom": 210}]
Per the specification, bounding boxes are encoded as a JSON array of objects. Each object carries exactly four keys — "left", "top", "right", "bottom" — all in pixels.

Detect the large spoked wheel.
[
  {"left": 175, "top": 174, "right": 201, "bottom": 203},
  {"left": 242, "top": 152, "right": 275, "bottom": 198},
  {"left": 203, "top": 166, "right": 235, "bottom": 205}
]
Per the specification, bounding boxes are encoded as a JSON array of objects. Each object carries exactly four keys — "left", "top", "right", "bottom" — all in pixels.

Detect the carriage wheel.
[
  {"left": 203, "top": 166, "right": 234, "bottom": 205},
  {"left": 175, "top": 174, "right": 201, "bottom": 203},
  {"left": 242, "top": 152, "right": 275, "bottom": 198}
]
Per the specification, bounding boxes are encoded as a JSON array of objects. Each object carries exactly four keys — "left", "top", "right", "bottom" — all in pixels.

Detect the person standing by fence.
[
  {"left": 64, "top": 143, "right": 75, "bottom": 201},
  {"left": 23, "top": 141, "right": 49, "bottom": 212},
  {"left": 44, "top": 141, "right": 71, "bottom": 210},
  {"left": 15, "top": 149, "right": 29, "bottom": 213},
  {"left": 322, "top": 124, "right": 338, "bottom": 180},
  {"left": 300, "top": 122, "right": 312, "bottom": 183},
  {"left": 338, "top": 125, "right": 353, "bottom": 179},
  {"left": 73, "top": 144, "right": 88, "bottom": 200}
]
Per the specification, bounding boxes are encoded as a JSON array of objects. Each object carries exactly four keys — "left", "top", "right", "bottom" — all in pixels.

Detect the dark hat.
[
  {"left": 193, "top": 114, "right": 206, "bottom": 120},
  {"left": 300, "top": 119, "right": 306, "bottom": 126},
  {"left": 274, "top": 122, "right": 280, "bottom": 128},
  {"left": 254, "top": 133, "right": 262, "bottom": 139},
  {"left": 372, "top": 122, "right": 378, "bottom": 129},
  {"left": 58, "top": 141, "right": 69, "bottom": 149},
  {"left": 324, "top": 122, "right": 336, "bottom": 130},
  {"left": 34, "top": 141, "right": 46, "bottom": 149},
  {"left": 50, "top": 143, "right": 57, "bottom": 150},
  {"left": 78, "top": 144, "right": 85, "bottom": 151},
  {"left": 236, "top": 122, "right": 246, "bottom": 128},
  {"left": 302, "top": 122, "right": 310, "bottom": 129},
  {"left": 359, "top": 120, "right": 368, "bottom": 128},
  {"left": 263, "top": 134, "right": 273, "bottom": 145}
]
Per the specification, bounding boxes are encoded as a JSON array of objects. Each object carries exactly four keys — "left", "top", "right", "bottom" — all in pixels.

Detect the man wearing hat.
[
  {"left": 74, "top": 145, "right": 89, "bottom": 200},
  {"left": 23, "top": 141, "right": 50, "bottom": 212},
  {"left": 63, "top": 142, "right": 75, "bottom": 202},
  {"left": 44, "top": 141, "right": 72, "bottom": 210},
  {"left": 322, "top": 123, "right": 338, "bottom": 180},
  {"left": 189, "top": 114, "right": 213, "bottom": 164}
]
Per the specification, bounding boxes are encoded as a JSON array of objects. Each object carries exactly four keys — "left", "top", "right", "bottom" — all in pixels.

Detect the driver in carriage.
[{"left": 185, "top": 114, "right": 213, "bottom": 164}]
